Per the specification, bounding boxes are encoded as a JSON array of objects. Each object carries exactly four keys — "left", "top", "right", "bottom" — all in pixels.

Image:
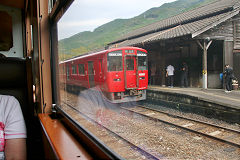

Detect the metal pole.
[
  {"left": 203, "top": 41, "right": 207, "bottom": 89},
  {"left": 197, "top": 39, "right": 212, "bottom": 89}
]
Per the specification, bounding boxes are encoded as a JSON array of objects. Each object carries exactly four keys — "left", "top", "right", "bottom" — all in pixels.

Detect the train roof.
[{"left": 60, "top": 46, "right": 147, "bottom": 64}]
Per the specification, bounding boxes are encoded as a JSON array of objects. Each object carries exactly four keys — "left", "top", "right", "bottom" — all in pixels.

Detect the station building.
[{"left": 108, "top": 0, "right": 240, "bottom": 89}]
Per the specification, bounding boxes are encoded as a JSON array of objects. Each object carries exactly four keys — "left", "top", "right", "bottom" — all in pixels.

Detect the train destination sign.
[
  {"left": 137, "top": 53, "right": 147, "bottom": 56},
  {"left": 108, "top": 53, "right": 122, "bottom": 56}
]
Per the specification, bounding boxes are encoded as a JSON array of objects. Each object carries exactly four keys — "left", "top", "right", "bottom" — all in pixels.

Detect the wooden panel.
[
  {"left": 0, "top": 0, "right": 24, "bottom": 9},
  {"left": 196, "top": 18, "right": 234, "bottom": 41},
  {"left": 37, "top": 0, "right": 52, "bottom": 112},
  {"left": 233, "top": 16, "right": 240, "bottom": 49},
  {"left": 233, "top": 52, "right": 240, "bottom": 82},
  {"left": 38, "top": 113, "right": 92, "bottom": 160}
]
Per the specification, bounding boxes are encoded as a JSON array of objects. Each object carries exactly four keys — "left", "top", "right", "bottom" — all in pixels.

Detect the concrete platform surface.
[{"left": 148, "top": 85, "right": 240, "bottom": 110}]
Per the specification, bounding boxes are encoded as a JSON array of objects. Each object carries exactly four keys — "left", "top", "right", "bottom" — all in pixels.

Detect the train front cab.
[{"left": 106, "top": 48, "right": 148, "bottom": 102}]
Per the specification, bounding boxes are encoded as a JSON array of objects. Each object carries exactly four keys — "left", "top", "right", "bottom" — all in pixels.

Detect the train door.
[
  {"left": 99, "top": 59, "right": 103, "bottom": 82},
  {"left": 124, "top": 55, "right": 138, "bottom": 89},
  {"left": 88, "top": 61, "right": 95, "bottom": 88}
]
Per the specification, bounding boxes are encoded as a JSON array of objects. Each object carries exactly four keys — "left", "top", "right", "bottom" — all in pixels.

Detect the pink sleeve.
[{"left": 4, "top": 96, "right": 27, "bottom": 139}]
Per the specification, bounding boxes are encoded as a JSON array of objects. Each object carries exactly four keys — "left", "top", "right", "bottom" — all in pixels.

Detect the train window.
[
  {"left": 78, "top": 64, "right": 85, "bottom": 75},
  {"left": 52, "top": 0, "right": 240, "bottom": 159},
  {"left": 88, "top": 61, "right": 94, "bottom": 74},
  {"left": 56, "top": 0, "right": 149, "bottom": 159},
  {"left": 66, "top": 65, "right": 70, "bottom": 80},
  {"left": 138, "top": 56, "right": 147, "bottom": 70},
  {"left": 137, "top": 51, "right": 148, "bottom": 70},
  {"left": 107, "top": 52, "right": 122, "bottom": 71},
  {"left": 72, "top": 65, "right": 77, "bottom": 74},
  {"left": 126, "top": 57, "right": 135, "bottom": 71}
]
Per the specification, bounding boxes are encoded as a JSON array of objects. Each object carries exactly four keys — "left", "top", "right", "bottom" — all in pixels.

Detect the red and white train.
[{"left": 59, "top": 47, "right": 148, "bottom": 103}]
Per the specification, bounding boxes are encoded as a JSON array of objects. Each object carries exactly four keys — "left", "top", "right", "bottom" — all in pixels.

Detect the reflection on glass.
[{"left": 56, "top": 0, "right": 240, "bottom": 159}]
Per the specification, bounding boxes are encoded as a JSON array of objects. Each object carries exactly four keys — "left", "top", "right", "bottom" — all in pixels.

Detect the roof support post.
[{"left": 197, "top": 39, "right": 212, "bottom": 89}]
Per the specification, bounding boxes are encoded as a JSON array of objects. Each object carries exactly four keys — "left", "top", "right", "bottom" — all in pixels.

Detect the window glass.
[
  {"left": 57, "top": 1, "right": 149, "bottom": 158},
  {"left": 88, "top": 61, "right": 94, "bottom": 74},
  {"left": 107, "top": 52, "right": 122, "bottom": 71},
  {"left": 78, "top": 64, "right": 85, "bottom": 75},
  {"left": 137, "top": 51, "right": 147, "bottom": 70},
  {"left": 72, "top": 65, "right": 77, "bottom": 74},
  {"left": 126, "top": 57, "right": 134, "bottom": 70},
  {"left": 66, "top": 65, "right": 70, "bottom": 80},
  {"left": 55, "top": 0, "right": 237, "bottom": 159}
]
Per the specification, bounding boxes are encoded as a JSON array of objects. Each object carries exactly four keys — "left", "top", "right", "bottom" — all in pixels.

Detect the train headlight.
[
  {"left": 139, "top": 77, "right": 145, "bottom": 80},
  {"left": 113, "top": 78, "right": 121, "bottom": 81}
]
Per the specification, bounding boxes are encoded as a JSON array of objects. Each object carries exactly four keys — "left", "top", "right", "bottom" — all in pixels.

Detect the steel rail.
[
  {"left": 62, "top": 102, "right": 161, "bottom": 160},
  {"left": 121, "top": 105, "right": 240, "bottom": 148},
  {"left": 138, "top": 104, "right": 240, "bottom": 134}
]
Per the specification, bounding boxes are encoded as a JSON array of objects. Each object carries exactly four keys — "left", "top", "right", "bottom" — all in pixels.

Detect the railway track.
[
  {"left": 61, "top": 102, "right": 161, "bottom": 160},
  {"left": 59, "top": 90, "right": 240, "bottom": 159},
  {"left": 121, "top": 105, "right": 240, "bottom": 148}
]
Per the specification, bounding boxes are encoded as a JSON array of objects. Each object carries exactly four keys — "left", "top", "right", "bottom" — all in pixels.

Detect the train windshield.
[
  {"left": 137, "top": 51, "right": 147, "bottom": 70},
  {"left": 107, "top": 51, "right": 123, "bottom": 71}
]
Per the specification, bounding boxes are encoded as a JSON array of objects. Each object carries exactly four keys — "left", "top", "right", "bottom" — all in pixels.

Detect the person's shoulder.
[
  {"left": 0, "top": 95, "right": 20, "bottom": 109},
  {"left": 0, "top": 95, "right": 17, "bottom": 102}
]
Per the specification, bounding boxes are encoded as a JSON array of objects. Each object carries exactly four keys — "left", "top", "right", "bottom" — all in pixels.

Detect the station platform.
[{"left": 146, "top": 85, "right": 240, "bottom": 123}]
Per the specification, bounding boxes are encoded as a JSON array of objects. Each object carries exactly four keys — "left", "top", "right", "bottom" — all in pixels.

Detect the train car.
[{"left": 60, "top": 47, "right": 148, "bottom": 103}]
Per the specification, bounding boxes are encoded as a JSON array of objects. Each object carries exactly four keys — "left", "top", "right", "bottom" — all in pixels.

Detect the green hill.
[{"left": 59, "top": 0, "right": 215, "bottom": 60}]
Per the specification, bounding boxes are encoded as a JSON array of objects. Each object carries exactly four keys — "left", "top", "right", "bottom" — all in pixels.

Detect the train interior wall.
[
  {"left": 0, "top": 1, "right": 46, "bottom": 158},
  {"left": 147, "top": 40, "right": 223, "bottom": 88}
]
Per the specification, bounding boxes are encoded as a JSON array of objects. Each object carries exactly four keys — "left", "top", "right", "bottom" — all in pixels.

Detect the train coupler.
[{"left": 129, "top": 89, "right": 141, "bottom": 96}]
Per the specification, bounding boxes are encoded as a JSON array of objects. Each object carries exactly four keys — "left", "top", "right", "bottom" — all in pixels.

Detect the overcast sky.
[{"left": 58, "top": 0, "right": 177, "bottom": 40}]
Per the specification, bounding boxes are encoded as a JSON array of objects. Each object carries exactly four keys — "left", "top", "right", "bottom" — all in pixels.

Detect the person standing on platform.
[
  {"left": 166, "top": 64, "right": 174, "bottom": 87},
  {"left": 181, "top": 62, "right": 188, "bottom": 87},
  {"left": 224, "top": 64, "right": 234, "bottom": 92}
]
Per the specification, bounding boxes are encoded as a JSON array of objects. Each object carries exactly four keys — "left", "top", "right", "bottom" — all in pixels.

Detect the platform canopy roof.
[{"left": 108, "top": 0, "right": 240, "bottom": 47}]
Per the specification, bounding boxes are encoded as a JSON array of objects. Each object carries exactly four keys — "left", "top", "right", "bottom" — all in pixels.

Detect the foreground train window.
[{"left": 57, "top": 0, "right": 240, "bottom": 159}]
